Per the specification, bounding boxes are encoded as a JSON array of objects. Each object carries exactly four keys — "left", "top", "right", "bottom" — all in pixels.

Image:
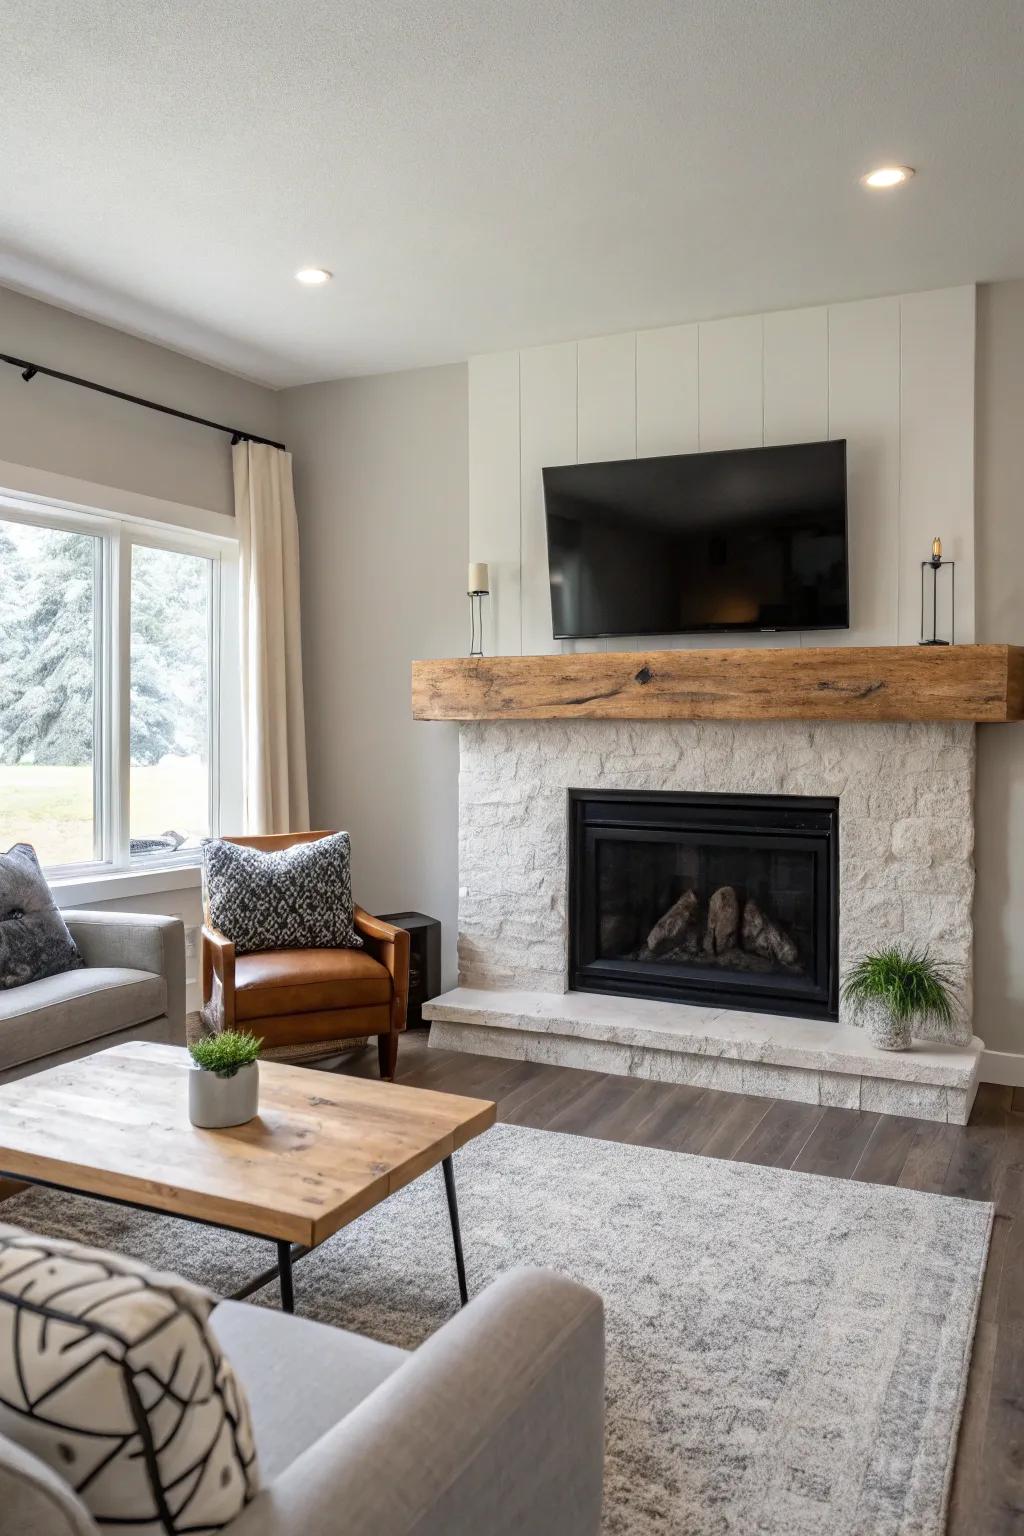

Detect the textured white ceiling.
[{"left": 2, "top": 0, "right": 1022, "bottom": 387}]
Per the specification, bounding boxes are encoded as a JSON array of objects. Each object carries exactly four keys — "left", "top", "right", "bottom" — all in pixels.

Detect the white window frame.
[{"left": 0, "top": 489, "right": 241, "bottom": 884}]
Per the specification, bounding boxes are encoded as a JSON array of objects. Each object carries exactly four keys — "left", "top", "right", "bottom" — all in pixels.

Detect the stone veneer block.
[
  {"left": 818, "top": 1071, "right": 863, "bottom": 1110},
  {"left": 456, "top": 719, "right": 976, "bottom": 1044},
  {"left": 943, "top": 1088, "right": 974, "bottom": 1127},
  {"left": 859, "top": 1077, "right": 954, "bottom": 1122},
  {"left": 740, "top": 1062, "right": 820, "bottom": 1105},
  {"left": 425, "top": 988, "right": 983, "bottom": 1125}
]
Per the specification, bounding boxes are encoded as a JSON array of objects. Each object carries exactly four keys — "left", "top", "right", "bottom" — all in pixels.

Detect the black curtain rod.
[{"left": 0, "top": 351, "right": 286, "bottom": 452}]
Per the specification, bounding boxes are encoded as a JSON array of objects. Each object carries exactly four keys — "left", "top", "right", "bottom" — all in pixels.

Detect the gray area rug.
[{"left": 6, "top": 1125, "right": 991, "bottom": 1535}]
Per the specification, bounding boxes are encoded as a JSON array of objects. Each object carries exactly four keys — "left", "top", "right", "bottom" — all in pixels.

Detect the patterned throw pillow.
[
  {"left": 203, "top": 832, "right": 363, "bottom": 955},
  {"left": 0, "top": 1225, "right": 259, "bottom": 1535},
  {"left": 0, "top": 843, "right": 83, "bottom": 990}
]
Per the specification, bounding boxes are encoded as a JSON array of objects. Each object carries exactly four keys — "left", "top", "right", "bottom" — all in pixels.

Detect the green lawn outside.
[{"left": 0, "top": 757, "right": 208, "bottom": 866}]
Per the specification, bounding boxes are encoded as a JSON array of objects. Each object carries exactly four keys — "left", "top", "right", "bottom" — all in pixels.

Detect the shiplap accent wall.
[{"left": 468, "top": 285, "right": 976, "bottom": 656}]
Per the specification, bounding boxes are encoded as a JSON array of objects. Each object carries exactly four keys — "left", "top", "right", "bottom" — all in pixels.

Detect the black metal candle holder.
[
  {"left": 919, "top": 550, "right": 955, "bottom": 646},
  {"left": 468, "top": 588, "right": 488, "bottom": 657}
]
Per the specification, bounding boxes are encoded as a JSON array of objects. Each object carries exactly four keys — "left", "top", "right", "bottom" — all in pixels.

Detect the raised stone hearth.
[
  {"left": 429, "top": 716, "right": 979, "bottom": 1122},
  {"left": 424, "top": 988, "right": 982, "bottom": 1124}
]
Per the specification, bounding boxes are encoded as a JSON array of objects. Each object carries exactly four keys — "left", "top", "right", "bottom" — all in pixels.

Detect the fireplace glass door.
[{"left": 569, "top": 790, "right": 839, "bottom": 1019}]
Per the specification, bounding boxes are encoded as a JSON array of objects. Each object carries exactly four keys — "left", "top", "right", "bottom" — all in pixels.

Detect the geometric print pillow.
[
  {"left": 0, "top": 1224, "right": 259, "bottom": 1534},
  {"left": 202, "top": 832, "right": 363, "bottom": 956}
]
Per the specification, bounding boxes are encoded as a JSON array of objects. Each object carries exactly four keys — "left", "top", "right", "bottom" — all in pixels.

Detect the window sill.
[{"left": 51, "top": 862, "right": 202, "bottom": 908}]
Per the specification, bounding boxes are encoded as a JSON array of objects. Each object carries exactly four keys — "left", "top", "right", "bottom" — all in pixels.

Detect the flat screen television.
[{"left": 543, "top": 439, "right": 848, "bottom": 640}]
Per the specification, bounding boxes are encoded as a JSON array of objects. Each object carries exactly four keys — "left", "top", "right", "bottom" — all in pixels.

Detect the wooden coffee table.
[{"left": 0, "top": 1041, "right": 496, "bottom": 1312}]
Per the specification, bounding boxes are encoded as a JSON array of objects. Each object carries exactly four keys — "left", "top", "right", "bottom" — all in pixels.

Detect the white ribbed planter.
[{"left": 188, "top": 1061, "right": 259, "bottom": 1128}]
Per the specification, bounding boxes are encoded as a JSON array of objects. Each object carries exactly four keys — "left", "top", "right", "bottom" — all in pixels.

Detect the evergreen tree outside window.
[
  {"left": 0, "top": 506, "right": 230, "bottom": 874},
  {"left": 130, "top": 544, "right": 212, "bottom": 855},
  {"left": 0, "top": 521, "right": 98, "bottom": 864}
]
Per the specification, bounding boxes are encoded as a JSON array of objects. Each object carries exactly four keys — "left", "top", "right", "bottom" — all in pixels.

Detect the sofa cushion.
[
  {"left": 211, "top": 1300, "right": 406, "bottom": 1480},
  {"left": 234, "top": 947, "right": 392, "bottom": 1020},
  {"left": 0, "top": 968, "right": 166, "bottom": 1073},
  {"left": 0, "top": 1225, "right": 259, "bottom": 1535},
  {"left": 0, "top": 845, "right": 82, "bottom": 991},
  {"left": 203, "top": 833, "right": 363, "bottom": 955}
]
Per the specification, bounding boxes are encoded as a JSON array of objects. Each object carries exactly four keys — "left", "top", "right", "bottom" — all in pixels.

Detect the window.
[
  {"left": 0, "top": 499, "right": 238, "bottom": 875},
  {"left": 0, "top": 521, "right": 99, "bottom": 865},
  {"left": 130, "top": 545, "right": 213, "bottom": 857}
]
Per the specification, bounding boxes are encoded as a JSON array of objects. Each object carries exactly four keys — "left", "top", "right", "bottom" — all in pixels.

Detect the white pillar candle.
[{"left": 468, "top": 562, "right": 490, "bottom": 594}]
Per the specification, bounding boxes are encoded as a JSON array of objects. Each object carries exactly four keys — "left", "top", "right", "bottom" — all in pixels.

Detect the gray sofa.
[
  {"left": 0, "top": 910, "right": 185, "bottom": 1085},
  {"left": 0, "top": 1266, "right": 605, "bottom": 1536}
]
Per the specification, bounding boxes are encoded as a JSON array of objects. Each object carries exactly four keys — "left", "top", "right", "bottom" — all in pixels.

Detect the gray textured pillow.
[
  {"left": 0, "top": 844, "right": 83, "bottom": 990},
  {"left": 203, "top": 833, "right": 363, "bottom": 955}
]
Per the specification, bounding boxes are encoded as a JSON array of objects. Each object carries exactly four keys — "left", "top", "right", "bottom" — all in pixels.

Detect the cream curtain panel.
[{"left": 232, "top": 441, "right": 310, "bottom": 834}]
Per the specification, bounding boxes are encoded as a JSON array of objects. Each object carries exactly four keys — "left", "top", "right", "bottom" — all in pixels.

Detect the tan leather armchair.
[{"left": 200, "top": 831, "right": 410, "bottom": 1079}]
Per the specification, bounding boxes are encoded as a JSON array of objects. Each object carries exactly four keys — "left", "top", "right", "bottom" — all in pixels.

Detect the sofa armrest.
[
  {"left": 201, "top": 924, "right": 236, "bottom": 1032},
  {"left": 61, "top": 911, "right": 185, "bottom": 1029},
  {"left": 0, "top": 1433, "right": 101, "bottom": 1536},
  {"left": 230, "top": 1267, "right": 604, "bottom": 1536},
  {"left": 353, "top": 907, "right": 410, "bottom": 1033}
]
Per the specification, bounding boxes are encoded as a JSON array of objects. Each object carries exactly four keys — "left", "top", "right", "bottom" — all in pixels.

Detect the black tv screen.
[{"left": 543, "top": 440, "right": 848, "bottom": 640}]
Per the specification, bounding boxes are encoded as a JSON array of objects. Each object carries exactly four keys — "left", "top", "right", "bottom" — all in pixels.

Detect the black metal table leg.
[
  {"left": 277, "top": 1240, "right": 295, "bottom": 1313},
  {"left": 1, "top": 1166, "right": 312, "bottom": 1313},
  {"left": 442, "top": 1154, "right": 468, "bottom": 1306}
]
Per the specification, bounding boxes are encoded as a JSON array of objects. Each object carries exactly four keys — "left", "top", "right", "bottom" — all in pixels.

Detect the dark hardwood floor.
[{"left": 345, "top": 1030, "right": 1024, "bottom": 1535}]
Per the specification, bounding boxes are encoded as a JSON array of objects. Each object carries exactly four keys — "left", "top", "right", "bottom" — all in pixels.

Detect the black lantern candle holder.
[
  {"left": 920, "top": 537, "right": 955, "bottom": 647},
  {"left": 467, "top": 561, "right": 490, "bottom": 657}
]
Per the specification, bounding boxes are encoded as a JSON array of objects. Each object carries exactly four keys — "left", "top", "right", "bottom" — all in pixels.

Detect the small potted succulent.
[
  {"left": 187, "top": 1030, "right": 262, "bottom": 1128},
  {"left": 841, "top": 943, "right": 958, "bottom": 1051}
]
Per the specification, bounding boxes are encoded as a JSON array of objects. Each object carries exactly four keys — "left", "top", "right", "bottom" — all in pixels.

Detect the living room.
[{"left": 0, "top": 4, "right": 1022, "bottom": 1534}]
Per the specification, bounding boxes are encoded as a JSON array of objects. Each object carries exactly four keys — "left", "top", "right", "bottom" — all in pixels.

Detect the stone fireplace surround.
[{"left": 425, "top": 718, "right": 983, "bottom": 1125}]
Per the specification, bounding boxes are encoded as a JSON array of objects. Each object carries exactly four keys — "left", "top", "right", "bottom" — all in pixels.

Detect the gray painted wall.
[
  {"left": 281, "top": 364, "right": 468, "bottom": 989},
  {"left": 0, "top": 285, "right": 281, "bottom": 517},
  {"left": 975, "top": 281, "right": 1024, "bottom": 1055}
]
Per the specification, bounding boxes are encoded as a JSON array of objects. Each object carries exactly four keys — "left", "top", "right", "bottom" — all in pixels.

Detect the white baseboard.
[{"left": 981, "top": 1049, "right": 1024, "bottom": 1088}]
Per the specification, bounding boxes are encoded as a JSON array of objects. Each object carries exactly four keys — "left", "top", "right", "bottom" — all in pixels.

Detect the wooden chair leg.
[{"left": 378, "top": 1032, "right": 399, "bottom": 1081}]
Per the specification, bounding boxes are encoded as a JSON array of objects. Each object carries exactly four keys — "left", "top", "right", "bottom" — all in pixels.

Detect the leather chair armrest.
[
  {"left": 201, "top": 923, "right": 236, "bottom": 1033},
  {"left": 353, "top": 908, "right": 410, "bottom": 1034}
]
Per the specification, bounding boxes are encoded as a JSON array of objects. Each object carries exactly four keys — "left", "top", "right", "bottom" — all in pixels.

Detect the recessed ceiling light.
[
  {"left": 860, "top": 165, "right": 915, "bottom": 189},
  {"left": 295, "top": 267, "right": 332, "bottom": 285}
]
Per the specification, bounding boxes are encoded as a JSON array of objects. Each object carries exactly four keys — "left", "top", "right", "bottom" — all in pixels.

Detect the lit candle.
[
  {"left": 931, "top": 536, "right": 942, "bottom": 563},
  {"left": 468, "top": 562, "right": 490, "bottom": 594}
]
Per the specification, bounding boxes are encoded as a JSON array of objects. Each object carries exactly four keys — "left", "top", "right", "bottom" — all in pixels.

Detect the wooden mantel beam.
[{"left": 412, "top": 644, "right": 1024, "bottom": 724}]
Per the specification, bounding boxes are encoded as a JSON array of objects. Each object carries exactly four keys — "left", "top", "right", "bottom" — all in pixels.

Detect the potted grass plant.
[
  {"left": 187, "top": 1030, "right": 262, "bottom": 1128},
  {"left": 841, "top": 943, "right": 958, "bottom": 1051}
]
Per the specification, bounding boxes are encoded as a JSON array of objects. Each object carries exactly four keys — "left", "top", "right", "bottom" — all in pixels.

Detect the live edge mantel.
[{"left": 412, "top": 644, "right": 1024, "bottom": 724}]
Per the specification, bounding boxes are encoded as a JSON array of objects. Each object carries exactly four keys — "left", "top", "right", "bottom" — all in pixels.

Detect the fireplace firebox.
[{"left": 568, "top": 790, "right": 839, "bottom": 1020}]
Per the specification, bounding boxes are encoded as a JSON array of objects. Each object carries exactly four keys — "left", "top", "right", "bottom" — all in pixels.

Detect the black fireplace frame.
[{"left": 568, "top": 789, "right": 840, "bottom": 1021}]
